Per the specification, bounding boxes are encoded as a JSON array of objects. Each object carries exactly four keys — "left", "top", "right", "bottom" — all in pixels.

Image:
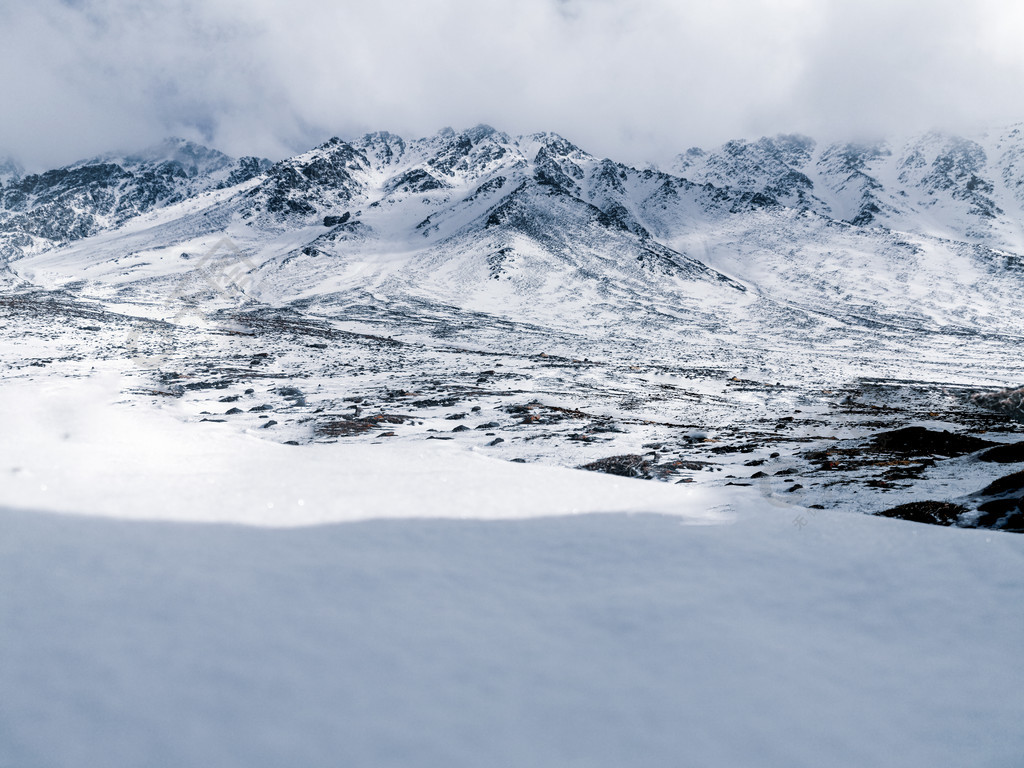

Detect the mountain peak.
[
  {"left": 462, "top": 124, "right": 501, "bottom": 144},
  {"left": 123, "top": 137, "right": 236, "bottom": 177}
]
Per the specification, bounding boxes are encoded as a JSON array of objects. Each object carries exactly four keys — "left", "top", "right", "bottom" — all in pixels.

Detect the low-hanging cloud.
[{"left": 2, "top": 0, "right": 1023, "bottom": 170}]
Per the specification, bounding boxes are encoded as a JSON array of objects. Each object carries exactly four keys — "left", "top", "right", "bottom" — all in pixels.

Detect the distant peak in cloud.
[{"left": 1, "top": 1, "right": 1022, "bottom": 169}]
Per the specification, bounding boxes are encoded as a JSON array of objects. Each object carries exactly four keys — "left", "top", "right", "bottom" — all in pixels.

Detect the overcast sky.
[{"left": 2, "top": 0, "right": 1024, "bottom": 169}]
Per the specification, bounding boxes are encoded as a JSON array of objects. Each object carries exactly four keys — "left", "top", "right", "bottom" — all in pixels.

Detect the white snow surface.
[
  {"left": 0, "top": 375, "right": 727, "bottom": 526},
  {"left": 1, "top": 375, "right": 1023, "bottom": 768}
]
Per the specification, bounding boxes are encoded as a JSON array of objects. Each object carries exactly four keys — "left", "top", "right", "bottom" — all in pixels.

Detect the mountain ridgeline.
[{"left": 3, "top": 125, "right": 1024, "bottom": 340}]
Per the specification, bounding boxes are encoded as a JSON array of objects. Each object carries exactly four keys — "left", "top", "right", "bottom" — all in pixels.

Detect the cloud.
[{"left": 1, "top": 0, "right": 1023, "bottom": 169}]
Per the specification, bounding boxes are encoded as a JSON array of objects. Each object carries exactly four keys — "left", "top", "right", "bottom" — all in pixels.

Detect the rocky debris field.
[{"left": 4, "top": 286, "right": 1023, "bottom": 534}]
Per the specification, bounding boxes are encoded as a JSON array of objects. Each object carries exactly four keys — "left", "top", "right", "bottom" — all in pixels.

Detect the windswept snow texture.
[{"left": 1, "top": 508, "right": 1022, "bottom": 768}]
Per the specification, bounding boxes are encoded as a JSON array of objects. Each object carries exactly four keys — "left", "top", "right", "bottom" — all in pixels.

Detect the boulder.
[
  {"left": 876, "top": 501, "right": 968, "bottom": 527},
  {"left": 977, "top": 441, "right": 1024, "bottom": 464},
  {"left": 579, "top": 454, "right": 652, "bottom": 479},
  {"left": 871, "top": 427, "right": 996, "bottom": 457}
]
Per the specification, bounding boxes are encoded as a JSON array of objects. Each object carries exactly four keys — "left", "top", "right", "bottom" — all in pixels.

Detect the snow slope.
[
  {"left": 1, "top": 373, "right": 1023, "bottom": 768},
  {"left": 2, "top": 500, "right": 1022, "bottom": 768},
  {"left": 0, "top": 375, "right": 727, "bottom": 526}
]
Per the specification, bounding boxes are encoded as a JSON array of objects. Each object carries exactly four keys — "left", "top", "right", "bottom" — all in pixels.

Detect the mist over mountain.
[{"left": 3, "top": 1, "right": 1024, "bottom": 171}]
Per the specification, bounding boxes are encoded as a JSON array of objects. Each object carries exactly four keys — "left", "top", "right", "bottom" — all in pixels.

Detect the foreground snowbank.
[
  {"left": 1, "top": 508, "right": 1022, "bottom": 768},
  {"left": 0, "top": 375, "right": 729, "bottom": 525},
  {"left": 2, "top": 374, "right": 1023, "bottom": 767}
]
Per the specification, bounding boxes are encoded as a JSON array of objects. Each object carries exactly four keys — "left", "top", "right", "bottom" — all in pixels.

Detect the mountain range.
[{"left": 3, "top": 125, "right": 1023, "bottom": 353}]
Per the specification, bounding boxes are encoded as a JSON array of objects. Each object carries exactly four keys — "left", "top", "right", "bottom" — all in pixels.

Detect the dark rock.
[
  {"left": 589, "top": 423, "right": 626, "bottom": 434},
  {"left": 445, "top": 413, "right": 466, "bottom": 420},
  {"left": 225, "top": 407, "right": 243, "bottom": 415},
  {"left": 802, "top": 450, "right": 831, "bottom": 462},
  {"left": 1000, "top": 511, "right": 1024, "bottom": 533},
  {"left": 786, "top": 484, "right": 803, "bottom": 492},
  {"left": 487, "top": 438, "right": 505, "bottom": 446},
  {"left": 182, "top": 380, "right": 231, "bottom": 392},
  {"left": 315, "top": 413, "right": 408, "bottom": 437},
  {"left": 969, "top": 498, "right": 1024, "bottom": 533},
  {"left": 710, "top": 444, "right": 755, "bottom": 454},
  {"left": 871, "top": 427, "right": 996, "bottom": 457},
  {"left": 452, "top": 425, "right": 471, "bottom": 432},
  {"left": 579, "top": 454, "right": 653, "bottom": 479},
  {"left": 750, "top": 471, "right": 769, "bottom": 478},
  {"left": 471, "top": 406, "right": 482, "bottom": 412},
  {"left": 876, "top": 501, "right": 968, "bottom": 527},
  {"left": 475, "top": 421, "right": 500, "bottom": 429},
  {"left": 979, "top": 470, "right": 1024, "bottom": 497},
  {"left": 774, "top": 467, "right": 799, "bottom": 476},
  {"left": 249, "top": 404, "right": 273, "bottom": 412},
  {"left": 260, "top": 420, "right": 278, "bottom": 429},
  {"left": 977, "top": 498, "right": 1022, "bottom": 516},
  {"left": 971, "top": 386, "right": 1024, "bottom": 419},
  {"left": 244, "top": 388, "right": 255, "bottom": 395},
  {"left": 655, "top": 460, "right": 710, "bottom": 472},
  {"left": 977, "top": 441, "right": 1024, "bottom": 464},
  {"left": 412, "top": 397, "right": 459, "bottom": 408},
  {"left": 277, "top": 387, "right": 303, "bottom": 398},
  {"left": 219, "top": 395, "right": 240, "bottom": 403},
  {"left": 323, "top": 212, "right": 351, "bottom": 227},
  {"left": 385, "top": 168, "right": 446, "bottom": 194}
]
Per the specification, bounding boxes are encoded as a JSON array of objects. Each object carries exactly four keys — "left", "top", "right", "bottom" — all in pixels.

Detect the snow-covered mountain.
[
  {"left": 0, "top": 138, "right": 270, "bottom": 264},
  {"left": 5, "top": 123, "right": 1024, "bottom": 350},
  {"left": 671, "top": 126, "right": 1024, "bottom": 249}
]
